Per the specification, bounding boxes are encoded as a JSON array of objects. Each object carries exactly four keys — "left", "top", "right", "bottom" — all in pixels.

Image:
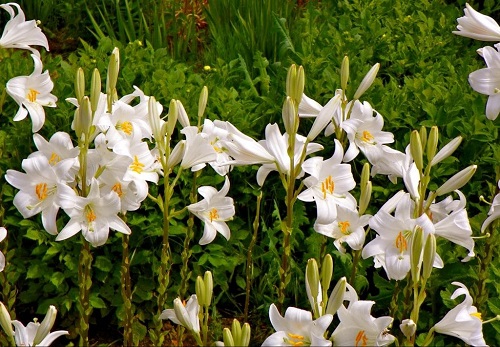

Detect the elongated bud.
[
  {"left": 223, "top": 327, "right": 234, "bottom": 346},
  {"left": 353, "top": 63, "right": 379, "bottom": 100},
  {"left": 33, "top": 305, "right": 57, "bottom": 346},
  {"left": 203, "top": 271, "right": 213, "bottom": 307},
  {"left": 0, "top": 302, "right": 13, "bottom": 338},
  {"left": 419, "top": 126, "right": 427, "bottom": 153},
  {"left": 422, "top": 234, "right": 436, "bottom": 280},
  {"left": 75, "top": 68, "right": 85, "bottom": 103},
  {"left": 400, "top": 319, "right": 416, "bottom": 340},
  {"left": 173, "top": 297, "right": 194, "bottom": 331},
  {"left": 74, "top": 96, "right": 92, "bottom": 141},
  {"left": 360, "top": 162, "right": 371, "bottom": 189},
  {"left": 166, "top": 99, "right": 178, "bottom": 138},
  {"left": 294, "top": 65, "right": 305, "bottom": 105},
  {"left": 286, "top": 64, "right": 297, "bottom": 98},
  {"left": 341, "top": 55, "right": 349, "bottom": 90},
  {"left": 231, "top": 319, "right": 242, "bottom": 344},
  {"left": 198, "top": 86, "right": 208, "bottom": 122},
  {"left": 176, "top": 100, "right": 190, "bottom": 128},
  {"left": 430, "top": 136, "right": 462, "bottom": 166},
  {"left": 149, "top": 96, "right": 162, "bottom": 143},
  {"left": 410, "top": 130, "right": 424, "bottom": 172},
  {"left": 326, "top": 277, "right": 346, "bottom": 316},
  {"left": 286, "top": 64, "right": 304, "bottom": 105},
  {"left": 90, "top": 68, "right": 101, "bottom": 113},
  {"left": 195, "top": 276, "right": 206, "bottom": 308},
  {"left": 411, "top": 226, "right": 424, "bottom": 282},
  {"left": 106, "top": 47, "right": 120, "bottom": 103},
  {"left": 240, "top": 323, "right": 251, "bottom": 346},
  {"left": 282, "top": 96, "right": 297, "bottom": 135},
  {"left": 307, "top": 94, "right": 341, "bottom": 141},
  {"left": 320, "top": 254, "right": 333, "bottom": 295},
  {"left": 426, "top": 126, "right": 438, "bottom": 165},
  {"left": 306, "top": 259, "right": 320, "bottom": 309},
  {"left": 359, "top": 181, "right": 372, "bottom": 215},
  {"left": 435, "top": 165, "right": 476, "bottom": 196}
]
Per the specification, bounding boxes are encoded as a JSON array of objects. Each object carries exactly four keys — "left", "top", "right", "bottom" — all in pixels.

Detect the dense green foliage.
[{"left": 0, "top": 0, "right": 499, "bottom": 345}]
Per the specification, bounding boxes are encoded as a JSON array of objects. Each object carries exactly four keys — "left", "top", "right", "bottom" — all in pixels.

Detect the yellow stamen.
[
  {"left": 286, "top": 333, "right": 305, "bottom": 346},
  {"left": 35, "top": 183, "right": 48, "bottom": 200},
  {"left": 338, "top": 221, "right": 351, "bottom": 234},
  {"left": 27, "top": 89, "right": 40, "bottom": 102},
  {"left": 119, "top": 121, "right": 133, "bottom": 135},
  {"left": 112, "top": 183, "right": 123, "bottom": 197},
  {"left": 48, "top": 152, "right": 61, "bottom": 165},
  {"left": 321, "top": 176, "right": 335, "bottom": 199},
  {"left": 471, "top": 312, "right": 482, "bottom": 320},
  {"left": 86, "top": 208, "right": 96, "bottom": 223},
  {"left": 355, "top": 330, "right": 368, "bottom": 347},
  {"left": 130, "top": 155, "right": 145, "bottom": 174},
  {"left": 209, "top": 208, "right": 219, "bottom": 222},
  {"left": 395, "top": 231, "right": 408, "bottom": 253},
  {"left": 362, "top": 130, "right": 374, "bottom": 143}
]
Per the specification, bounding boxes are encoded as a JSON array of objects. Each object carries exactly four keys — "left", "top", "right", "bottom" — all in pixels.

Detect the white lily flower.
[
  {"left": 57, "top": 179, "right": 131, "bottom": 247},
  {"left": 160, "top": 295, "right": 200, "bottom": 334},
  {"left": 5, "top": 156, "right": 73, "bottom": 235},
  {"left": 481, "top": 180, "right": 500, "bottom": 232},
  {"left": 0, "top": 227, "right": 6, "bottom": 272},
  {"left": 434, "top": 282, "right": 487, "bottom": 347},
  {"left": 314, "top": 206, "right": 370, "bottom": 253},
  {"left": 12, "top": 305, "right": 68, "bottom": 347},
  {"left": 0, "top": 3, "right": 49, "bottom": 53},
  {"left": 188, "top": 176, "right": 235, "bottom": 245},
  {"left": 180, "top": 126, "right": 218, "bottom": 172},
  {"left": 201, "top": 119, "right": 233, "bottom": 176},
  {"left": 298, "top": 140, "right": 356, "bottom": 225},
  {"left": 331, "top": 300, "right": 395, "bottom": 347},
  {"left": 6, "top": 54, "right": 57, "bottom": 132},
  {"left": 298, "top": 92, "right": 343, "bottom": 140},
  {"left": 262, "top": 304, "right": 333, "bottom": 347},
  {"left": 453, "top": 3, "right": 500, "bottom": 41}
]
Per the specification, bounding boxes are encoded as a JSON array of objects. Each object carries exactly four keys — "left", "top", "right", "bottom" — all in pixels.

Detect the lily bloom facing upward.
[
  {"left": 0, "top": 2, "right": 49, "bottom": 53},
  {"left": 6, "top": 54, "right": 57, "bottom": 132}
]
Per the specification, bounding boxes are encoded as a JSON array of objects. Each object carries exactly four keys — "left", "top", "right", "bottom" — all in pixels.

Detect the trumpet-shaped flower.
[
  {"left": 433, "top": 282, "right": 487, "bottom": 346},
  {"left": 56, "top": 179, "right": 131, "bottom": 247},
  {"left": 453, "top": 3, "right": 500, "bottom": 41},
  {"left": 262, "top": 304, "right": 333, "bottom": 347},
  {"left": 188, "top": 176, "right": 235, "bottom": 245},
  {"left": 160, "top": 295, "right": 200, "bottom": 334},
  {"left": 481, "top": 180, "right": 500, "bottom": 232},
  {"left": 0, "top": 3, "right": 49, "bottom": 53},
  {"left": 0, "top": 227, "right": 6, "bottom": 272},
  {"left": 6, "top": 54, "right": 57, "bottom": 132},
  {"left": 298, "top": 140, "right": 356, "bottom": 225},
  {"left": 331, "top": 300, "right": 395, "bottom": 346},
  {"left": 12, "top": 305, "right": 68, "bottom": 347},
  {"left": 201, "top": 119, "right": 233, "bottom": 176},
  {"left": 180, "top": 126, "right": 218, "bottom": 172}
]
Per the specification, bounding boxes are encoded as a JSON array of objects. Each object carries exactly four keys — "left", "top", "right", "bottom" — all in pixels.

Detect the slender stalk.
[
  {"left": 121, "top": 233, "right": 133, "bottom": 346},
  {"left": 349, "top": 249, "right": 361, "bottom": 286},
  {"left": 278, "top": 177, "right": 295, "bottom": 310},
  {"left": 245, "top": 191, "right": 263, "bottom": 321},
  {"left": 77, "top": 237, "right": 93, "bottom": 347},
  {"left": 201, "top": 305, "right": 209, "bottom": 346}
]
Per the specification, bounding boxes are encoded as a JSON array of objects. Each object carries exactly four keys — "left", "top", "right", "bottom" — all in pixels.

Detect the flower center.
[
  {"left": 130, "top": 155, "right": 145, "bottom": 174},
  {"left": 285, "top": 333, "right": 306, "bottom": 346},
  {"left": 338, "top": 221, "right": 351, "bottom": 234},
  {"left": 395, "top": 231, "right": 408, "bottom": 253},
  {"left": 470, "top": 312, "right": 482, "bottom": 320},
  {"left": 35, "top": 183, "right": 48, "bottom": 200},
  {"left": 361, "top": 130, "right": 374, "bottom": 143},
  {"left": 118, "top": 121, "right": 133, "bottom": 135},
  {"left": 355, "top": 330, "right": 368, "bottom": 347},
  {"left": 209, "top": 208, "right": 219, "bottom": 222},
  {"left": 85, "top": 206, "right": 96, "bottom": 223},
  {"left": 48, "top": 152, "right": 61, "bottom": 165},
  {"left": 321, "top": 175, "right": 335, "bottom": 199},
  {"left": 27, "top": 88, "right": 40, "bottom": 102},
  {"left": 112, "top": 183, "right": 123, "bottom": 197}
]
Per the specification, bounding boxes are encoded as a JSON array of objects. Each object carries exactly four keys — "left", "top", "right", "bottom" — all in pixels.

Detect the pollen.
[
  {"left": 85, "top": 208, "right": 97, "bottom": 223},
  {"left": 119, "top": 121, "right": 133, "bottom": 135},
  {"left": 130, "top": 155, "right": 145, "bottom": 174},
  {"left": 361, "top": 130, "right": 374, "bottom": 143},
  {"left": 35, "top": 183, "right": 48, "bottom": 200},
  {"left": 470, "top": 312, "right": 482, "bottom": 320},
  {"left": 112, "top": 183, "right": 123, "bottom": 197},
  {"left": 27, "top": 88, "right": 40, "bottom": 102},
  {"left": 321, "top": 176, "right": 335, "bottom": 199},
  {"left": 209, "top": 208, "right": 219, "bottom": 222},
  {"left": 285, "top": 333, "right": 305, "bottom": 346},
  {"left": 395, "top": 231, "right": 408, "bottom": 253},
  {"left": 48, "top": 152, "right": 61, "bottom": 165},
  {"left": 355, "top": 330, "right": 368, "bottom": 347},
  {"left": 338, "top": 221, "right": 351, "bottom": 234}
]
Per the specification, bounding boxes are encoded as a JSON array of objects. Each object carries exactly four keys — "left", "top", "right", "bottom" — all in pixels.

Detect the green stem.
[
  {"left": 77, "top": 238, "right": 93, "bottom": 347},
  {"left": 245, "top": 191, "right": 263, "bottom": 321},
  {"left": 349, "top": 249, "right": 361, "bottom": 286},
  {"left": 121, "top": 233, "right": 133, "bottom": 346}
]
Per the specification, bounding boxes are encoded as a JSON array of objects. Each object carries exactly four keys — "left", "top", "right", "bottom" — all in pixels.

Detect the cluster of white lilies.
[{"left": 0, "top": 1, "right": 498, "bottom": 346}]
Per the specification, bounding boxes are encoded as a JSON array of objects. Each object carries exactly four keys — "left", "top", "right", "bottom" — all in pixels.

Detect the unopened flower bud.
[
  {"left": 176, "top": 100, "right": 190, "bottom": 128},
  {"left": 195, "top": 276, "right": 206, "bottom": 308},
  {"left": 426, "top": 126, "right": 438, "bottom": 164},
  {"left": 411, "top": 226, "right": 424, "bottom": 282},
  {"left": 173, "top": 297, "right": 194, "bottom": 331},
  {"left": 400, "top": 318, "right": 416, "bottom": 340},
  {"left": 320, "top": 254, "right": 333, "bottom": 295},
  {"left": 166, "top": 99, "right": 178, "bottom": 137},
  {"left": 33, "top": 305, "right": 57, "bottom": 346},
  {"left": 419, "top": 126, "right": 427, "bottom": 153},
  {"left": 353, "top": 63, "right": 380, "bottom": 100},
  {"left": 90, "top": 68, "right": 101, "bottom": 113},
  {"left": 436, "top": 165, "right": 476, "bottom": 196},
  {"left": 286, "top": 64, "right": 304, "bottom": 105},
  {"left": 341, "top": 55, "right": 349, "bottom": 90},
  {"left": 198, "top": 86, "right": 208, "bottom": 122},
  {"left": 430, "top": 136, "right": 462, "bottom": 166},
  {"left": 360, "top": 162, "right": 371, "bottom": 189},
  {"left": 222, "top": 327, "right": 235, "bottom": 346},
  {"left": 307, "top": 94, "right": 341, "bottom": 141},
  {"left": 0, "top": 302, "right": 13, "bottom": 338},
  {"left": 203, "top": 271, "right": 213, "bottom": 307},
  {"left": 283, "top": 96, "right": 298, "bottom": 135},
  {"left": 106, "top": 47, "right": 120, "bottom": 100},
  {"left": 286, "top": 64, "right": 297, "bottom": 98},
  {"left": 422, "top": 234, "right": 436, "bottom": 280},
  {"left": 359, "top": 181, "right": 372, "bottom": 215},
  {"left": 149, "top": 96, "right": 162, "bottom": 143},
  {"left": 231, "top": 319, "right": 242, "bottom": 344},
  {"left": 306, "top": 258, "right": 320, "bottom": 312},
  {"left": 410, "top": 130, "right": 424, "bottom": 172},
  {"left": 240, "top": 322, "right": 251, "bottom": 346},
  {"left": 75, "top": 68, "right": 85, "bottom": 103},
  {"left": 326, "top": 277, "right": 346, "bottom": 316}
]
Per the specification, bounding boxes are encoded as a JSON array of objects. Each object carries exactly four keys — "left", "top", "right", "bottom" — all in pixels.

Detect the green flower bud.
[
  {"left": 410, "top": 130, "right": 424, "bottom": 172},
  {"left": 282, "top": 96, "right": 297, "bottom": 135},
  {"left": 195, "top": 276, "right": 206, "bottom": 309},
  {"left": 166, "top": 99, "right": 178, "bottom": 138},
  {"left": 106, "top": 47, "right": 120, "bottom": 103},
  {"left": 359, "top": 181, "right": 372, "bottom": 215},
  {"left": 231, "top": 319, "right": 242, "bottom": 344},
  {"left": 75, "top": 68, "right": 85, "bottom": 103},
  {"left": 203, "top": 271, "right": 213, "bottom": 307},
  {"left": 198, "top": 86, "right": 208, "bottom": 122},
  {"left": 341, "top": 55, "right": 349, "bottom": 90},
  {"left": 0, "top": 302, "right": 13, "bottom": 338},
  {"left": 430, "top": 136, "right": 462, "bottom": 167},
  {"left": 306, "top": 258, "right": 320, "bottom": 312},
  {"left": 90, "top": 68, "right": 101, "bottom": 113},
  {"left": 326, "top": 277, "right": 346, "bottom": 316},
  {"left": 435, "top": 165, "right": 476, "bottom": 196},
  {"left": 286, "top": 64, "right": 297, "bottom": 98},
  {"left": 320, "top": 254, "right": 333, "bottom": 295},
  {"left": 360, "top": 162, "right": 371, "bottom": 189},
  {"left": 222, "top": 327, "right": 234, "bottom": 346},
  {"left": 294, "top": 65, "right": 305, "bottom": 105},
  {"left": 422, "top": 234, "right": 436, "bottom": 280},
  {"left": 411, "top": 226, "right": 424, "bottom": 282},
  {"left": 419, "top": 126, "right": 427, "bottom": 153},
  {"left": 426, "top": 126, "right": 438, "bottom": 165},
  {"left": 353, "top": 63, "right": 379, "bottom": 100},
  {"left": 240, "top": 323, "right": 251, "bottom": 346}
]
